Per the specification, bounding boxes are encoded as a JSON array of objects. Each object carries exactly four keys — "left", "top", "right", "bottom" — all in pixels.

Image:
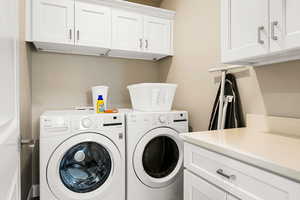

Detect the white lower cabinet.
[
  {"left": 184, "top": 170, "right": 240, "bottom": 200},
  {"left": 184, "top": 143, "right": 300, "bottom": 200},
  {"left": 184, "top": 170, "right": 226, "bottom": 200}
]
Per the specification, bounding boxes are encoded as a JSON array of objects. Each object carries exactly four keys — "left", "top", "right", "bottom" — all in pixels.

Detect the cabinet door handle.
[
  {"left": 139, "top": 38, "right": 143, "bottom": 49},
  {"left": 77, "top": 30, "right": 80, "bottom": 41},
  {"left": 271, "top": 21, "right": 278, "bottom": 41},
  {"left": 257, "top": 26, "right": 265, "bottom": 45},
  {"left": 69, "top": 29, "right": 72, "bottom": 40},
  {"left": 216, "top": 169, "right": 236, "bottom": 180},
  {"left": 145, "top": 39, "right": 149, "bottom": 49}
]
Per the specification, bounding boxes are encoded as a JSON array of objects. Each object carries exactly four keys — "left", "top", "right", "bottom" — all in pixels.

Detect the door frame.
[{"left": 0, "top": 0, "right": 21, "bottom": 199}]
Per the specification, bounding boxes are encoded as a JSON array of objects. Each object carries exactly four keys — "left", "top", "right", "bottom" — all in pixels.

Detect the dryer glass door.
[
  {"left": 59, "top": 142, "right": 112, "bottom": 193},
  {"left": 142, "top": 136, "right": 179, "bottom": 178},
  {"left": 133, "top": 127, "right": 183, "bottom": 188}
]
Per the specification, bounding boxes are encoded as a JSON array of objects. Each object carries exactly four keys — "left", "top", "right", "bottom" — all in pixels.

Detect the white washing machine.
[
  {"left": 125, "top": 110, "right": 188, "bottom": 200},
  {"left": 40, "top": 110, "right": 125, "bottom": 200}
]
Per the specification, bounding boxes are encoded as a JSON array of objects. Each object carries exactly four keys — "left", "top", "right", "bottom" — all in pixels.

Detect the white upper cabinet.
[
  {"left": 28, "top": 0, "right": 175, "bottom": 60},
  {"left": 110, "top": 11, "right": 172, "bottom": 59},
  {"left": 221, "top": 0, "right": 300, "bottom": 65},
  {"left": 144, "top": 16, "right": 171, "bottom": 55},
  {"left": 112, "top": 9, "right": 143, "bottom": 52},
  {"left": 221, "top": 0, "right": 269, "bottom": 63},
  {"left": 75, "top": 2, "right": 111, "bottom": 49},
  {"left": 270, "top": 0, "right": 300, "bottom": 52},
  {"left": 33, "top": 0, "right": 74, "bottom": 44}
]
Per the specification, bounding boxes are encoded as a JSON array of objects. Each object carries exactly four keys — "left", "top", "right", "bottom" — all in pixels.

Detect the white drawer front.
[
  {"left": 184, "top": 170, "right": 226, "bottom": 200},
  {"left": 184, "top": 143, "right": 300, "bottom": 200}
]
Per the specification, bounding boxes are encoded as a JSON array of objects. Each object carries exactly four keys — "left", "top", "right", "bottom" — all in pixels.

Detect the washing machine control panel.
[
  {"left": 81, "top": 117, "right": 93, "bottom": 128},
  {"left": 158, "top": 115, "right": 167, "bottom": 123},
  {"left": 73, "top": 114, "right": 124, "bottom": 130},
  {"left": 41, "top": 117, "right": 69, "bottom": 132}
]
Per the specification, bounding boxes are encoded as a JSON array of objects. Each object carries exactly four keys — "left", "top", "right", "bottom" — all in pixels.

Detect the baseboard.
[{"left": 27, "top": 184, "right": 39, "bottom": 200}]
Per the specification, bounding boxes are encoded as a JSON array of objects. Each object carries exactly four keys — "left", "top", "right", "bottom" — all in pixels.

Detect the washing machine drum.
[
  {"left": 133, "top": 127, "right": 183, "bottom": 188},
  {"left": 47, "top": 133, "right": 122, "bottom": 200}
]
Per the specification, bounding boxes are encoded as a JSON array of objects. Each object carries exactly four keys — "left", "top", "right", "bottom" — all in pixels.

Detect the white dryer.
[
  {"left": 125, "top": 110, "right": 188, "bottom": 200},
  {"left": 40, "top": 110, "right": 125, "bottom": 200}
]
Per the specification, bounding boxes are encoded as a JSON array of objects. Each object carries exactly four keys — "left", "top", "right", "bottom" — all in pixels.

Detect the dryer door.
[
  {"left": 133, "top": 127, "right": 183, "bottom": 188},
  {"left": 47, "top": 133, "right": 122, "bottom": 200}
]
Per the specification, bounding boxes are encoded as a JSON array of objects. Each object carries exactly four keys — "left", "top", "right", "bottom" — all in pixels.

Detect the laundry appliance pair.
[{"left": 40, "top": 109, "right": 188, "bottom": 200}]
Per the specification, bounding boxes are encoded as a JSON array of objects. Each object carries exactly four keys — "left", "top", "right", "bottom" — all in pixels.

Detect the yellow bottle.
[{"left": 96, "top": 95, "right": 105, "bottom": 113}]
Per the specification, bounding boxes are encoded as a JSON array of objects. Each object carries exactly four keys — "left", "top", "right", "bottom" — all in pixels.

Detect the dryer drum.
[
  {"left": 59, "top": 142, "right": 112, "bottom": 193},
  {"left": 142, "top": 136, "right": 179, "bottom": 178}
]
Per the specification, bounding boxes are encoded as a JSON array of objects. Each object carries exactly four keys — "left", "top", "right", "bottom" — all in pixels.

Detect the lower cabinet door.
[{"left": 184, "top": 170, "right": 226, "bottom": 200}]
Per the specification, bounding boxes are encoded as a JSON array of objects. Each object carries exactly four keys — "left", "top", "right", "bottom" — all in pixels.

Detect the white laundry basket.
[{"left": 127, "top": 83, "right": 177, "bottom": 112}]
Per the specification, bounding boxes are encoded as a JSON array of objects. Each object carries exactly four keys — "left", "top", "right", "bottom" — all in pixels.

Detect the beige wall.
[
  {"left": 20, "top": 0, "right": 33, "bottom": 199},
  {"left": 159, "top": 0, "right": 300, "bottom": 131},
  {"left": 31, "top": 52, "right": 160, "bottom": 183},
  {"left": 31, "top": 52, "right": 160, "bottom": 138}
]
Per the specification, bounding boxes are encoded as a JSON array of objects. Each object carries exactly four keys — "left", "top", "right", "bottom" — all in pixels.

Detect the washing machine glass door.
[
  {"left": 133, "top": 127, "right": 183, "bottom": 188},
  {"left": 47, "top": 133, "right": 122, "bottom": 200},
  {"left": 59, "top": 142, "right": 111, "bottom": 193}
]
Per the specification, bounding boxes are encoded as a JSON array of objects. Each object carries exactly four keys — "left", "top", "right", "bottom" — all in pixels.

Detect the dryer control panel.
[{"left": 127, "top": 111, "right": 188, "bottom": 127}]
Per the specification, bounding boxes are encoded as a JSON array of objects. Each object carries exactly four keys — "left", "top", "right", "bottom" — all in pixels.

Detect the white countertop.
[{"left": 181, "top": 128, "right": 300, "bottom": 183}]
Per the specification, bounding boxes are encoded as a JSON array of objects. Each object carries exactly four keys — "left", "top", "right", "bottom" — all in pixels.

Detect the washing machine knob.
[
  {"left": 159, "top": 115, "right": 167, "bottom": 123},
  {"left": 81, "top": 118, "right": 93, "bottom": 128}
]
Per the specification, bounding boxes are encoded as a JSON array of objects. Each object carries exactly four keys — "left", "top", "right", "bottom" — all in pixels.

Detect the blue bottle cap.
[{"left": 98, "top": 95, "right": 103, "bottom": 100}]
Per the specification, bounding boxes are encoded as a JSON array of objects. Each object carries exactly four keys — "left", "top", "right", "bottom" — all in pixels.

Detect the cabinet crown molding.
[{"left": 76, "top": 0, "right": 175, "bottom": 19}]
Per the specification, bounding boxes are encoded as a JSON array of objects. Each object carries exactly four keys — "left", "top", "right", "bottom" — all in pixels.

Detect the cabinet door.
[
  {"left": 184, "top": 170, "right": 226, "bottom": 200},
  {"left": 33, "top": 0, "right": 74, "bottom": 44},
  {"left": 75, "top": 2, "right": 111, "bottom": 48},
  {"left": 143, "top": 16, "right": 171, "bottom": 55},
  {"left": 112, "top": 9, "right": 143, "bottom": 52},
  {"left": 221, "top": 0, "right": 269, "bottom": 63},
  {"left": 270, "top": 0, "right": 300, "bottom": 52}
]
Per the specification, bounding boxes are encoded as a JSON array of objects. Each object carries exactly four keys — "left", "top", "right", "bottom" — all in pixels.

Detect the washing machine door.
[
  {"left": 133, "top": 127, "right": 183, "bottom": 188},
  {"left": 47, "top": 133, "right": 122, "bottom": 200}
]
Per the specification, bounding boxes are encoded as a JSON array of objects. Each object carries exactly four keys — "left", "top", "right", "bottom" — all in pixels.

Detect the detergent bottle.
[{"left": 96, "top": 95, "right": 105, "bottom": 113}]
